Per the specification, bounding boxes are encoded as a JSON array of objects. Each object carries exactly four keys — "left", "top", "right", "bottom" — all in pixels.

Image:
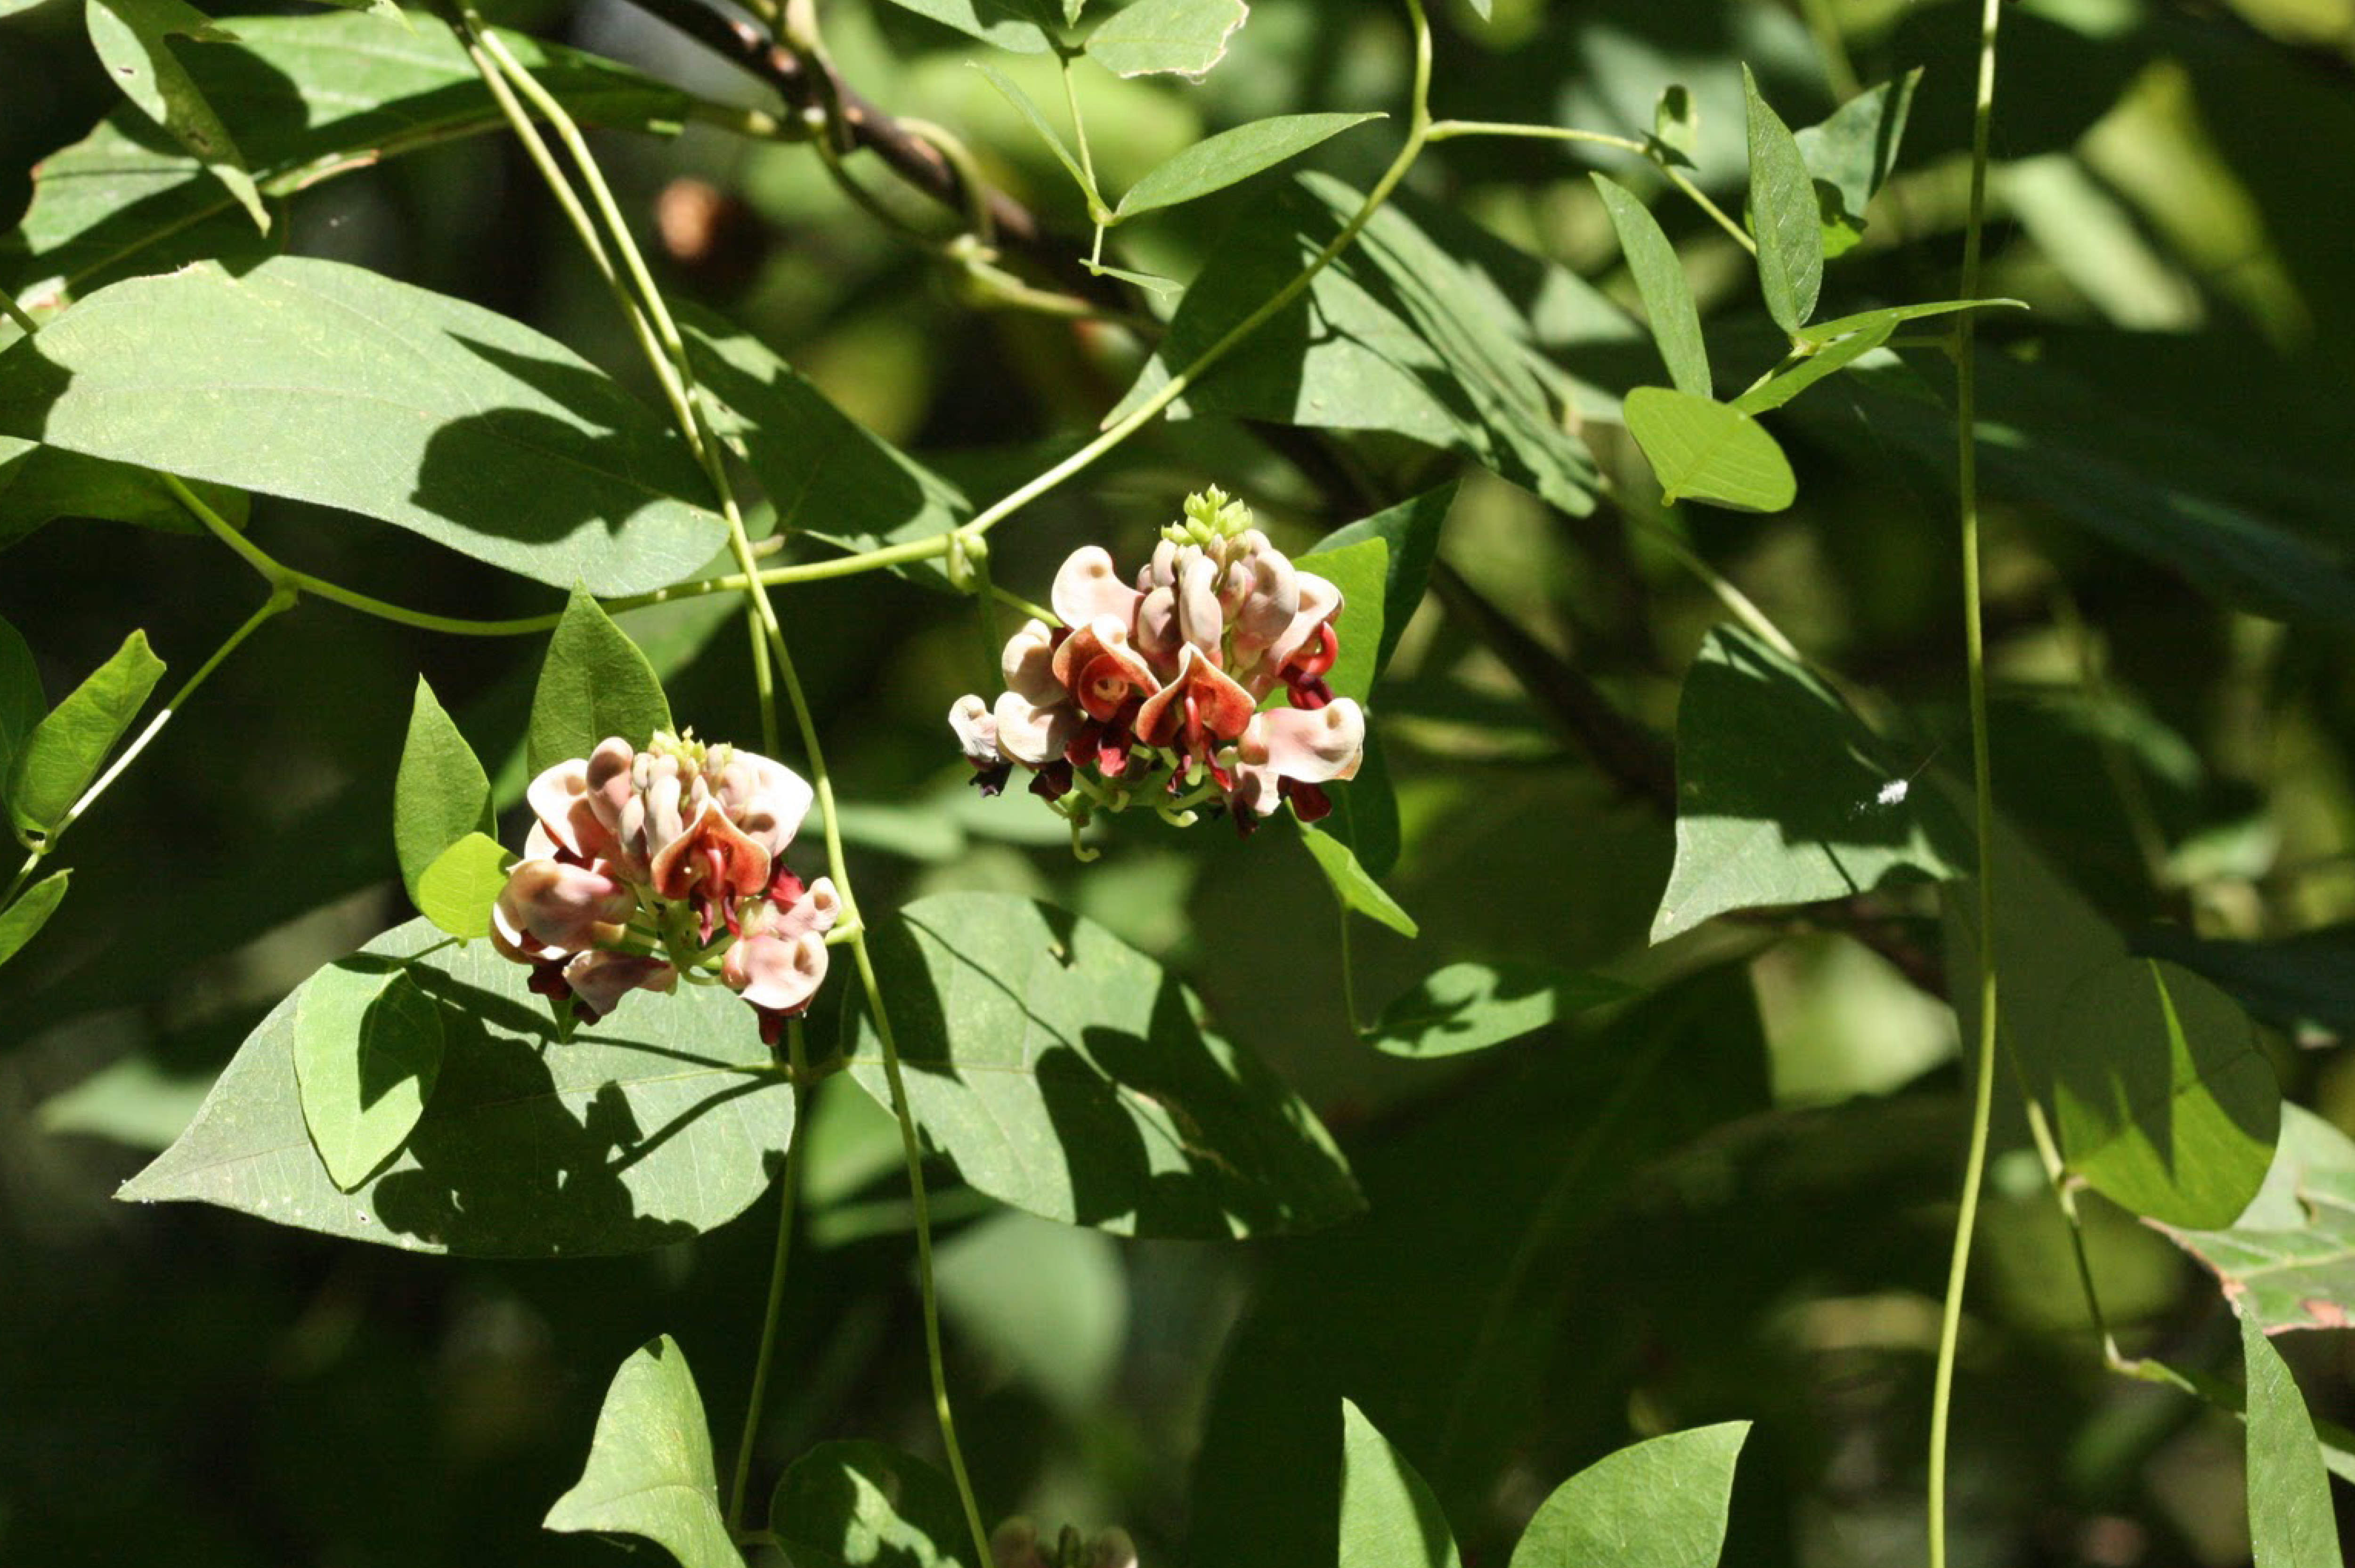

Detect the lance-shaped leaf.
[
  {"left": 118, "top": 919, "right": 796, "bottom": 1256},
  {"left": 1510, "top": 1423, "right": 1749, "bottom": 1568},
  {"left": 6, "top": 627, "right": 164, "bottom": 843},
  {"left": 771, "top": 1442, "right": 974, "bottom": 1568},
  {"left": 1795, "top": 298, "right": 2027, "bottom": 347},
  {"left": 1592, "top": 175, "right": 1710, "bottom": 397},
  {"left": 1731, "top": 316, "right": 1895, "bottom": 415},
  {"left": 414, "top": 832, "right": 510, "bottom": 943},
  {"left": 1624, "top": 388, "right": 1796, "bottom": 513},
  {"left": 1117, "top": 113, "right": 1381, "bottom": 220},
  {"left": 1301, "top": 824, "right": 1418, "bottom": 939},
  {"left": 840, "top": 892, "right": 1362, "bottom": 1237},
  {"left": 5, "top": 14, "right": 699, "bottom": 304},
  {"left": 880, "top": 0, "right": 1057, "bottom": 51},
  {"left": 545, "top": 1336, "right": 741, "bottom": 1568},
  {"left": 0, "top": 257, "right": 725, "bottom": 595},
  {"left": 1305, "top": 484, "right": 1453, "bottom": 678},
  {"left": 972, "top": 63, "right": 1102, "bottom": 211},
  {"left": 1794, "top": 71, "right": 1921, "bottom": 256},
  {"left": 0, "top": 869, "right": 69, "bottom": 967},
  {"left": 2153, "top": 1109, "right": 2355, "bottom": 1334},
  {"left": 1085, "top": 0, "right": 1247, "bottom": 79},
  {"left": 0, "top": 437, "right": 250, "bottom": 552},
  {"left": 84, "top": 0, "right": 268, "bottom": 232},
  {"left": 1338, "top": 1400, "right": 1460, "bottom": 1568},
  {"left": 1742, "top": 65, "right": 1822, "bottom": 334},
  {"left": 1653, "top": 624, "right": 1970, "bottom": 942},
  {"left": 394, "top": 677, "right": 494, "bottom": 922},
  {"left": 1369, "top": 962, "right": 1634, "bottom": 1060},
  {"left": 528, "top": 590, "right": 673, "bottom": 777},
  {"left": 292, "top": 961, "right": 445, "bottom": 1192},
  {"left": 2241, "top": 1315, "right": 2344, "bottom": 1568}
]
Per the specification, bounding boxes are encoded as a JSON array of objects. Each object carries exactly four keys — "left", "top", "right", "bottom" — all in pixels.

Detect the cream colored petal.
[
  {"left": 723, "top": 929, "right": 829, "bottom": 1013},
  {"left": 1051, "top": 544, "right": 1142, "bottom": 629},
  {"left": 949, "top": 695, "right": 1003, "bottom": 765},
  {"left": 992, "top": 691, "right": 1080, "bottom": 768},
  {"left": 1001, "top": 618, "right": 1063, "bottom": 705}
]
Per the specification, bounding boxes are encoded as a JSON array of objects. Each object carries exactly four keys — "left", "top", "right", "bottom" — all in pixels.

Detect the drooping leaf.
[
  {"left": 0, "top": 437, "right": 249, "bottom": 552},
  {"left": 394, "top": 677, "right": 494, "bottom": 920},
  {"left": 2241, "top": 1314, "right": 2344, "bottom": 1568},
  {"left": 4, "top": 15, "right": 699, "bottom": 303},
  {"left": 1116, "top": 112, "right": 1382, "bottom": 220},
  {"left": 545, "top": 1336, "right": 741, "bottom": 1568},
  {"left": 2153, "top": 1109, "right": 2355, "bottom": 1334},
  {"left": 878, "top": 0, "right": 1056, "bottom": 52},
  {"left": 971, "top": 63, "right": 1100, "bottom": 210},
  {"left": 119, "top": 919, "right": 796, "bottom": 1256},
  {"left": 0, "top": 257, "right": 725, "bottom": 595},
  {"left": 1300, "top": 826, "right": 1418, "bottom": 939},
  {"left": 0, "top": 614, "right": 40, "bottom": 792},
  {"left": 6, "top": 627, "right": 164, "bottom": 843},
  {"left": 1368, "top": 962, "right": 1633, "bottom": 1059},
  {"left": 1303, "top": 484, "right": 1454, "bottom": 677},
  {"left": 839, "top": 891, "right": 1363, "bottom": 1237},
  {"left": 1729, "top": 316, "right": 1894, "bottom": 415},
  {"left": 1084, "top": 0, "right": 1247, "bottom": 79},
  {"left": 0, "top": 868, "right": 69, "bottom": 966},
  {"left": 770, "top": 1441, "right": 975, "bottom": 1568},
  {"left": 1509, "top": 1423, "right": 1750, "bottom": 1568},
  {"left": 1294, "top": 537, "right": 1386, "bottom": 705},
  {"left": 528, "top": 590, "right": 674, "bottom": 777},
  {"left": 1652, "top": 624, "right": 1969, "bottom": 943},
  {"left": 414, "top": 832, "right": 511, "bottom": 943},
  {"left": 1338, "top": 1400, "right": 1461, "bottom": 1568},
  {"left": 1623, "top": 388, "right": 1797, "bottom": 513},
  {"left": 1742, "top": 65, "right": 1822, "bottom": 334},
  {"left": 1795, "top": 298, "right": 2028, "bottom": 346},
  {"left": 83, "top": 0, "right": 268, "bottom": 232},
  {"left": 1591, "top": 175, "right": 1711, "bottom": 397},
  {"left": 291, "top": 961, "right": 445, "bottom": 1192},
  {"left": 1794, "top": 71, "right": 1922, "bottom": 255},
  {"left": 1113, "top": 173, "right": 1629, "bottom": 519}
]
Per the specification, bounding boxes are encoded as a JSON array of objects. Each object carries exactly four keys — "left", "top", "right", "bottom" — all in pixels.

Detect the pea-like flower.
[
  {"left": 491, "top": 729, "right": 835, "bottom": 1040},
  {"left": 948, "top": 490, "right": 1365, "bottom": 842}
]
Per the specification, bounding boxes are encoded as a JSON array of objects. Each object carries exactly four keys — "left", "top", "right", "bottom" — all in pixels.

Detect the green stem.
[
  {"left": 1927, "top": 3, "right": 2006, "bottom": 1566},
  {"left": 1057, "top": 54, "right": 1108, "bottom": 218},
  {"left": 727, "top": 1018, "right": 812, "bottom": 1530},
  {"left": 1423, "top": 118, "right": 1755, "bottom": 254},
  {"left": 1337, "top": 906, "right": 1363, "bottom": 1035},
  {"left": 963, "top": 0, "right": 1437, "bottom": 543},
  {"left": 1631, "top": 514, "right": 1803, "bottom": 664},
  {"left": 1, "top": 293, "right": 39, "bottom": 336}
]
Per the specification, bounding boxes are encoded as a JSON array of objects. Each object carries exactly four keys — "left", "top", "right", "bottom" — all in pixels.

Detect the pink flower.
[{"left": 720, "top": 870, "right": 841, "bottom": 1042}]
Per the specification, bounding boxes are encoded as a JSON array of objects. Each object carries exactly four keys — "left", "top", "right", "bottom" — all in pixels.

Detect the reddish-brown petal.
[
  {"left": 649, "top": 799, "right": 772, "bottom": 903},
  {"left": 1136, "top": 646, "right": 1257, "bottom": 750}
]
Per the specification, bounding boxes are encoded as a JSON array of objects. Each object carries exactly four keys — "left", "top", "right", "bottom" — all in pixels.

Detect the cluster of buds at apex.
[
  {"left": 992, "top": 1518, "right": 1138, "bottom": 1568},
  {"left": 490, "top": 729, "right": 838, "bottom": 1043},
  {"left": 949, "top": 489, "right": 1365, "bottom": 845}
]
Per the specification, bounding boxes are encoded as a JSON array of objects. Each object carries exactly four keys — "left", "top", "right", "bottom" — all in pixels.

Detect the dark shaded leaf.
[
  {"left": 879, "top": 0, "right": 1056, "bottom": 52},
  {"left": 0, "top": 437, "right": 247, "bottom": 551},
  {"left": 770, "top": 1441, "right": 974, "bottom": 1568},
  {"left": 1369, "top": 961, "right": 1633, "bottom": 1060},
  {"left": 0, "top": 867, "right": 68, "bottom": 966}
]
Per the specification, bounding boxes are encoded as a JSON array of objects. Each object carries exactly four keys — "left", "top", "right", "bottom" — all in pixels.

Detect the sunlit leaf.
[
  {"left": 1742, "top": 65, "right": 1821, "bottom": 333},
  {"left": 394, "top": 677, "right": 494, "bottom": 922},
  {"left": 1338, "top": 1400, "right": 1460, "bottom": 1568},
  {"left": 545, "top": 1335, "right": 741, "bottom": 1568},
  {"left": 414, "top": 832, "right": 510, "bottom": 944},
  {"left": 770, "top": 1441, "right": 974, "bottom": 1568},
  {"left": 1369, "top": 962, "right": 1633, "bottom": 1059},
  {"left": 972, "top": 62, "right": 1100, "bottom": 209},
  {"left": 1794, "top": 71, "right": 1921, "bottom": 255},
  {"left": 5, "top": 627, "right": 164, "bottom": 843},
  {"left": 0, "top": 868, "right": 68, "bottom": 967},
  {"left": 528, "top": 590, "right": 674, "bottom": 777},
  {"left": 1300, "top": 826, "right": 1419, "bottom": 938},
  {"left": 1509, "top": 1423, "right": 1749, "bottom": 1568},
  {"left": 1652, "top": 83, "right": 1697, "bottom": 166},
  {"left": 1084, "top": 0, "right": 1247, "bottom": 79},
  {"left": 0, "top": 258, "right": 725, "bottom": 595},
  {"left": 879, "top": 0, "right": 1057, "bottom": 51},
  {"left": 1730, "top": 317, "right": 1893, "bottom": 415},
  {"left": 2241, "top": 1314, "right": 2344, "bottom": 1567},
  {"left": 83, "top": 0, "right": 268, "bottom": 232},
  {"left": 1623, "top": 388, "right": 1796, "bottom": 512},
  {"left": 2153, "top": 1109, "right": 2355, "bottom": 1334},
  {"left": 1116, "top": 113, "right": 1381, "bottom": 218},
  {"left": 1304, "top": 484, "right": 1454, "bottom": 677},
  {"left": 1295, "top": 537, "right": 1386, "bottom": 706},
  {"left": 1794, "top": 298, "right": 2027, "bottom": 346},
  {"left": 1591, "top": 175, "right": 1710, "bottom": 397},
  {"left": 119, "top": 919, "right": 795, "bottom": 1256},
  {"left": 292, "top": 961, "right": 445, "bottom": 1192},
  {"left": 840, "top": 891, "right": 1363, "bottom": 1237}
]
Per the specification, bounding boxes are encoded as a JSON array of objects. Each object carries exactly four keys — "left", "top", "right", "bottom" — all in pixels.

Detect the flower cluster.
[
  {"left": 489, "top": 729, "right": 837, "bottom": 1043},
  {"left": 950, "top": 490, "right": 1365, "bottom": 840}
]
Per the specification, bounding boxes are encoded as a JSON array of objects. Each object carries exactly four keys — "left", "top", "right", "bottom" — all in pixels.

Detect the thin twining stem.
[
  {"left": 726, "top": 1018, "right": 812, "bottom": 1528},
  {"left": 1426, "top": 117, "right": 1756, "bottom": 256}
]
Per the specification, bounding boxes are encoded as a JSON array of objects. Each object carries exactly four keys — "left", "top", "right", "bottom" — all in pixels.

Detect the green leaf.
[
  {"left": 1508, "top": 1423, "right": 1749, "bottom": 1568},
  {"left": 2242, "top": 1314, "right": 2345, "bottom": 1568},
  {"left": 1294, "top": 537, "right": 1387, "bottom": 705},
  {"left": 0, "top": 257, "right": 725, "bottom": 595},
  {"left": 0, "top": 437, "right": 248, "bottom": 552},
  {"left": 1652, "top": 84, "right": 1697, "bottom": 166},
  {"left": 1729, "top": 316, "right": 1893, "bottom": 415},
  {"left": 1652, "top": 624, "right": 1969, "bottom": 943},
  {"left": 291, "top": 961, "right": 445, "bottom": 1192},
  {"left": 1368, "top": 962, "right": 1633, "bottom": 1059},
  {"left": 1115, "top": 113, "right": 1381, "bottom": 219},
  {"left": 414, "top": 832, "right": 510, "bottom": 943},
  {"left": 1338, "top": 1400, "right": 1460, "bottom": 1568},
  {"left": 1794, "top": 71, "right": 1921, "bottom": 255},
  {"left": 1084, "top": 260, "right": 1182, "bottom": 297},
  {"left": 528, "top": 590, "right": 674, "bottom": 777},
  {"left": 1591, "top": 175, "right": 1711, "bottom": 397},
  {"left": 1084, "top": 0, "right": 1247, "bottom": 78},
  {"left": 6, "top": 627, "right": 164, "bottom": 842},
  {"left": 2154, "top": 1108, "right": 2355, "bottom": 1333},
  {"left": 118, "top": 918, "right": 796, "bottom": 1256},
  {"left": 1464, "top": 0, "right": 1491, "bottom": 17},
  {"left": 1623, "top": 387, "right": 1797, "bottom": 512},
  {"left": 0, "top": 868, "right": 68, "bottom": 967},
  {"left": 936, "top": 1212, "right": 1125, "bottom": 1415},
  {"left": 1742, "top": 65, "right": 1822, "bottom": 334},
  {"left": 1303, "top": 484, "right": 1454, "bottom": 678},
  {"left": 770, "top": 1441, "right": 975, "bottom": 1568},
  {"left": 878, "top": 0, "right": 1056, "bottom": 52},
  {"left": 1795, "top": 298, "right": 2028, "bottom": 346},
  {"left": 840, "top": 891, "right": 1363, "bottom": 1237},
  {"left": 1299, "top": 825, "right": 1419, "bottom": 939},
  {"left": 971, "top": 63, "right": 1100, "bottom": 210},
  {"left": 6, "top": 15, "right": 698, "bottom": 304},
  {"left": 2138, "top": 922, "right": 2355, "bottom": 1040},
  {"left": 0, "top": 613, "right": 40, "bottom": 793},
  {"left": 1111, "top": 173, "right": 1624, "bottom": 519},
  {"left": 83, "top": 0, "right": 268, "bottom": 232},
  {"left": 394, "top": 677, "right": 493, "bottom": 918},
  {"left": 1321, "top": 729, "right": 1400, "bottom": 880},
  {"left": 545, "top": 1335, "right": 742, "bottom": 1568}
]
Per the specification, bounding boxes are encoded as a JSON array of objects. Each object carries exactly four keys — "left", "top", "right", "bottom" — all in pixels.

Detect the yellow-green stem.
[
  {"left": 727, "top": 1018, "right": 812, "bottom": 1530},
  {"left": 1928, "top": 3, "right": 2006, "bottom": 1566}
]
